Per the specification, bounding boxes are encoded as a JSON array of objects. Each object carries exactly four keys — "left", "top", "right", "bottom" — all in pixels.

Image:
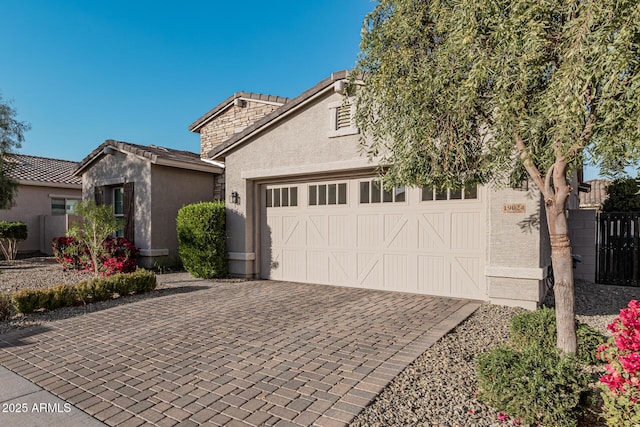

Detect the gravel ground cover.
[
  {"left": 351, "top": 280, "right": 639, "bottom": 427},
  {"left": 1, "top": 256, "right": 638, "bottom": 426},
  {"left": 0, "top": 256, "right": 210, "bottom": 335}
]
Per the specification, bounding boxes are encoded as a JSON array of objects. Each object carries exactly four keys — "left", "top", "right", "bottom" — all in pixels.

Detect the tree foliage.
[
  {"left": 354, "top": 0, "right": 640, "bottom": 353},
  {"left": 601, "top": 177, "right": 640, "bottom": 212},
  {"left": 67, "top": 200, "right": 121, "bottom": 276},
  {"left": 354, "top": 0, "right": 640, "bottom": 188},
  {"left": 0, "top": 94, "right": 30, "bottom": 209}
]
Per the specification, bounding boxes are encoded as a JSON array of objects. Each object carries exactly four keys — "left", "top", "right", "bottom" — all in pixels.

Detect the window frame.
[
  {"left": 265, "top": 186, "right": 299, "bottom": 209},
  {"left": 307, "top": 181, "right": 348, "bottom": 207},
  {"left": 421, "top": 185, "right": 480, "bottom": 202},
  {"left": 358, "top": 179, "right": 407, "bottom": 205},
  {"left": 51, "top": 197, "right": 80, "bottom": 216}
]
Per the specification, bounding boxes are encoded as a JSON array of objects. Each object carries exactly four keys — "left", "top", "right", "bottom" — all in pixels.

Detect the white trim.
[
  {"left": 200, "top": 158, "right": 225, "bottom": 168},
  {"left": 154, "top": 158, "right": 223, "bottom": 174},
  {"left": 485, "top": 265, "right": 548, "bottom": 280},
  {"left": 228, "top": 252, "right": 256, "bottom": 261},
  {"left": 241, "top": 158, "right": 377, "bottom": 180},
  {"left": 139, "top": 248, "right": 170, "bottom": 257}
]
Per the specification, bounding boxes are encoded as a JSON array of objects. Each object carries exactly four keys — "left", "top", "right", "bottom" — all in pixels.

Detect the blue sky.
[
  {"left": 1, "top": 1, "right": 374, "bottom": 161},
  {"left": 0, "top": 1, "right": 630, "bottom": 180}
]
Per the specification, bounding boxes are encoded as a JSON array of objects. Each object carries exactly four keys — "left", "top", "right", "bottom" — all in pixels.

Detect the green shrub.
[
  {"left": 11, "top": 289, "right": 44, "bottom": 314},
  {"left": 477, "top": 345, "right": 591, "bottom": 427},
  {"left": 11, "top": 270, "right": 157, "bottom": 313},
  {"left": 0, "top": 292, "right": 13, "bottom": 320},
  {"left": 510, "top": 306, "right": 605, "bottom": 365},
  {"left": 177, "top": 201, "right": 227, "bottom": 279},
  {"left": 0, "top": 221, "right": 28, "bottom": 260}
]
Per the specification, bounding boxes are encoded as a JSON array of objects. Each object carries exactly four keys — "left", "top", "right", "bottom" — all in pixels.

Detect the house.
[
  {"left": 192, "top": 70, "right": 551, "bottom": 309},
  {"left": 73, "top": 140, "right": 223, "bottom": 268},
  {"left": 567, "top": 179, "right": 612, "bottom": 282},
  {"left": 0, "top": 154, "right": 82, "bottom": 255}
]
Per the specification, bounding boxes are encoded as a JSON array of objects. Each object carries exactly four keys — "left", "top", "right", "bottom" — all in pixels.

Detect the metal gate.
[{"left": 596, "top": 212, "right": 640, "bottom": 286}]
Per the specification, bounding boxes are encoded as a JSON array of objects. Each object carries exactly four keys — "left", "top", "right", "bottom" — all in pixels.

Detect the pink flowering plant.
[
  {"left": 596, "top": 300, "right": 640, "bottom": 426},
  {"left": 52, "top": 236, "right": 139, "bottom": 276}
]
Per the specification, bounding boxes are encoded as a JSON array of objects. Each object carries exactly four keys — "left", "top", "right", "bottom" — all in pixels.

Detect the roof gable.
[
  {"left": 74, "top": 140, "right": 223, "bottom": 176},
  {"left": 189, "top": 92, "right": 289, "bottom": 133},
  {"left": 206, "top": 71, "right": 350, "bottom": 160},
  {"left": 7, "top": 154, "right": 82, "bottom": 186}
]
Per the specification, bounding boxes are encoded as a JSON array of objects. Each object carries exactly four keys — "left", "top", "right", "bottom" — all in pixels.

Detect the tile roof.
[
  {"left": 74, "top": 140, "right": 223, "bottom": 176},
  {"left": 579, "top": 179, "right": 611, "bottom": 209},
  {"left": 189, "top": 92, "right": 290, "bottom": 133},
  {"left": 6, "top": 154, "right": 82, "bottom": 186}
]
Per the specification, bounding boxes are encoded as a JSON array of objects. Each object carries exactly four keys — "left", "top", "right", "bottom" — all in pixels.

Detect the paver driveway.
[{"left": 0, "top": 279, "right": 479, "bottom": 427}]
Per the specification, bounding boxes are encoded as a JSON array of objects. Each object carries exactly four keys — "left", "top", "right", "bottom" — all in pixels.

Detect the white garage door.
[{"left": 260, "top": 177, "right": 487, "bottom": 300}]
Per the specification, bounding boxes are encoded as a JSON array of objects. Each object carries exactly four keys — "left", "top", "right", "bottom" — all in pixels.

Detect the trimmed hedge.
[
  {"left": 477, "top": 345, "right": 590, "bottom": 427},
  {"left": 477, "top": 307, "right": 600, "bottom": 427},
  {"left": 176, "top": 201, "right": 227, "bottom": 279},
  {"left": 0, "top": 293, "right": 12, "bottom": 321},
  {"left": 0, "top": 221, "right": 28, "bottom": 260},
  {"left": 11, "top": 269, "right": 157, "bottom": 314},
  {"left": 510, "top": 306, "right": 605, "bottom": 365}
]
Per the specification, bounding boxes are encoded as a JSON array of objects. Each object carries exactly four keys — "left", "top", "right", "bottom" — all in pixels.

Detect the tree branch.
[{"left": 514, "top": 130, "right": 546, "bottom": 192}]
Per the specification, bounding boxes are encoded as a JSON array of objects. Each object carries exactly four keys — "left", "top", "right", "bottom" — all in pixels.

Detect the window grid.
[
  {"left": 359, "top": 180, "right": 406, "bottom": 204},
  {"left": 422, "top": 185, "right": 479, "bottom": 201},
  {"left": 266, "top": 187, "right": 298, "bottom": 208},
  {"left": 308, "top": 182, "right": 347, "bottom": 206}
]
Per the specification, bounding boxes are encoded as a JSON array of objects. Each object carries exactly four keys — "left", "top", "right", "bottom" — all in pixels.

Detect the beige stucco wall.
[
  {"left": 150, "top": 164, "right": 215, "bottom": 266},
  {"left": 0, "top": 184, "right": 81, "bottom": 254},
  {"left": 222, "top": 89, "right": 363, "bottom": 275},
  {"left": 81, "top": 150, "right": 152, "bottom": 250},
  {"left": 218, "top": 82, "right": 549, "bottom": 308},
  {"left": 81, "top": 149, "right": 217, "bottom": 268}
]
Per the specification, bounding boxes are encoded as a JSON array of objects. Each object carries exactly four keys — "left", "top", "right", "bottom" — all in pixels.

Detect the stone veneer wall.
[{"left": 200, "top": 101, "right": 282, "bottom": 157}]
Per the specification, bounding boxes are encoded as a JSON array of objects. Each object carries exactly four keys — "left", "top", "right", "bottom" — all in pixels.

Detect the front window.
[
  {"left": 113, "top": 187, "right": 124, "bottom": 237},
  {"left": 51, "top": 198, "right": 80, "bottom": 215}
]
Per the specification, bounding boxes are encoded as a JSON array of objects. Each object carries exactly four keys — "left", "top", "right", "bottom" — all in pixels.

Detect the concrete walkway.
[{"left": 0, "top": 278, "right": 480, "bottom": 426}]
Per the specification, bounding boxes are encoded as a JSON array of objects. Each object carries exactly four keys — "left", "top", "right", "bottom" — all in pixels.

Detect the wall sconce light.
[{"left": 230, "top": 191, "right": 240, "bottom": 204}]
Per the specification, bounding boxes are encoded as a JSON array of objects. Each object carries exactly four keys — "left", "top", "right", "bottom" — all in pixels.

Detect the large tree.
[
  {"left": 0, "top": 94, "right": 30, "bottom": 209},
  {"left": 353, "top": 0, "right": 640, "bottom": 353}
]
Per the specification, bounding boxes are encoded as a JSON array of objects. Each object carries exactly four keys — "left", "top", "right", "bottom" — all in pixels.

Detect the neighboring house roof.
[
  {"left": 74, "top": 140, "right": 224, "bottom": 177},
  {"left": 6, "top": 154, "right": 82, "bottom": 188},
  {"left": 579, "top": 179, "right": 611, "bottom": 209},
  {"left": 206, "top": 70, "right": 351, "bottom": 160},
  {"left": 189, "top": 92, "right": 290, "bottom": 133}
]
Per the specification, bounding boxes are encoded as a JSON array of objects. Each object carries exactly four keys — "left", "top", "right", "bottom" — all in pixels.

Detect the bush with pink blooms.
[
  {"left": 597, "top": 300, "right": 640, "bottom": 427},
  {"left": 52, "top": 236, "right": 139, "bottom": 276}
]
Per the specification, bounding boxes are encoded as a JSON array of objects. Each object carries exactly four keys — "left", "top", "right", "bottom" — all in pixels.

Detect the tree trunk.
[{"left": 544, "top": 180, "right": 577, "bottom": 354}]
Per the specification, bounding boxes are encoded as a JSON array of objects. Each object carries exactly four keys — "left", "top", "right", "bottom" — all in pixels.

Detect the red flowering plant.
[
  {"left": 52, "top": 236, "right": 92, "bottom": 271},
  {"left": 596, "top": 300, "right": 640, "bottom": 426},
  {"left": 101, "top": 236, "right": 139, "bottom": 275},
  {"left": 52, "top": 236, "right": 139, "bottom": 276}
]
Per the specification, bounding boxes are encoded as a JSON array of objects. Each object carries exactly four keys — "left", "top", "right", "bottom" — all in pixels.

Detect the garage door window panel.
[
  {"left": 360, "top": 180, "right": 406, "bottom": 204},
  {"left": 308, "top": 183, "right": 348, "bottom": 206},
  {"left": 266, "top": 186, "right": 298, "bottom": 208},
  {"left": 422, "top": 185, "right": 479, "bottom": 201}
]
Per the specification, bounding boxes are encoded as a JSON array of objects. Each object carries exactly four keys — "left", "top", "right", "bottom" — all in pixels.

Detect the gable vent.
[{"left": 336, "top": 105, "right": 351, "bottom": 130}]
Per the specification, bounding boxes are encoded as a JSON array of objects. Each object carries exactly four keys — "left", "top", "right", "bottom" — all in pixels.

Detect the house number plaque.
[{"left": 503, "top": 203, "right": 526, "bottom": 214}]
